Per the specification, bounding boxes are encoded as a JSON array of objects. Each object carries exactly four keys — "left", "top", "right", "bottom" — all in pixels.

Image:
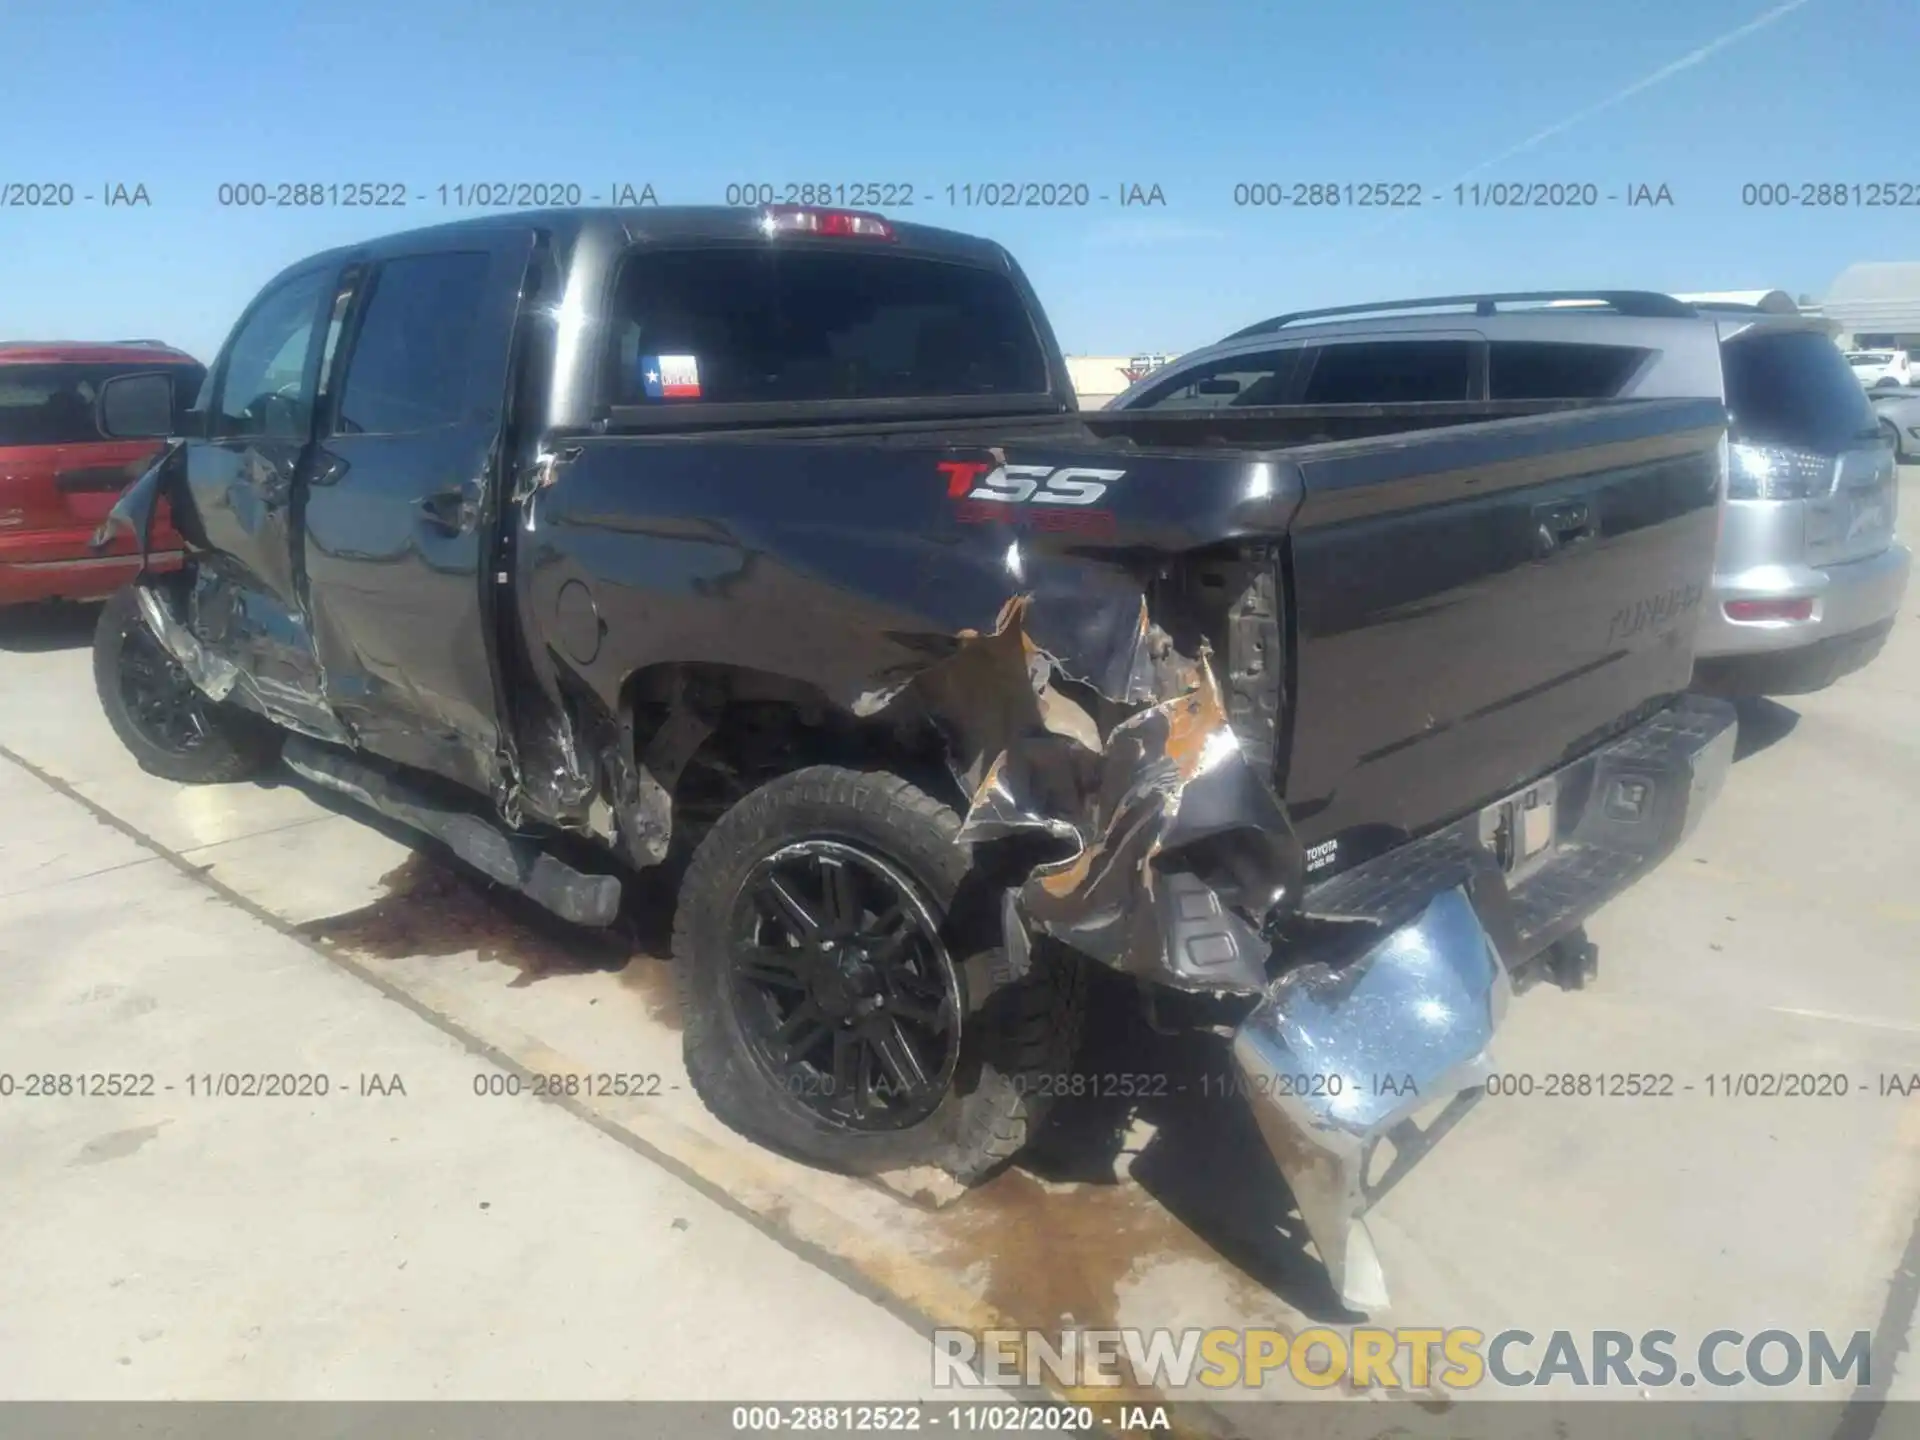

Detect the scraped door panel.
[
  {"left": 177, "top": 264, "right": 340, "bottom": 718},
  {"left": 301, "top": 235, "right": 531, "bottom": 792}
]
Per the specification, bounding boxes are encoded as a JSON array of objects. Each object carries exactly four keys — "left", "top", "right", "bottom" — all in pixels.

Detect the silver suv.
[{"left": 1110, "top": 291, "right": 1910, "bottom": 696}]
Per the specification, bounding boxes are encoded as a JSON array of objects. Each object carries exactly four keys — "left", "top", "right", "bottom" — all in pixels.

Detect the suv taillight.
[
  {"left": 759, "top": 205, "right": 896, "bottom": 240},
  {"left": 1725, "top": 442, "right": 1833, "bottom": 501}
]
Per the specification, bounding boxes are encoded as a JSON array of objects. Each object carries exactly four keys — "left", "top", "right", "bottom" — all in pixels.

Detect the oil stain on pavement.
[
  {"left": 291, "top": 844, "right": 1325, "bottom": 1349},
  {"left": 72, "top": 1122, "right": 166, "bottom": 1166}
]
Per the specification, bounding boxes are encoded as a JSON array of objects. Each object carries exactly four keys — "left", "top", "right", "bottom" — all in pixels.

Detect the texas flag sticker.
[{"left": 641, "top": 354, "right": 701, "bottom": 399}]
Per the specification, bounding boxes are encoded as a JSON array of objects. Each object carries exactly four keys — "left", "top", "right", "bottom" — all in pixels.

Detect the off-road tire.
[
  {"left": 672, "top": 765, "right": 1084, "bottom": 1183},
  {"left": 92, "top": 585, "right": 281, "bottom": 784}
]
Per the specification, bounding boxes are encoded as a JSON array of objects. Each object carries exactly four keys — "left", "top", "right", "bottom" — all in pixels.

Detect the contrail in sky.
[
  {"left": 1448, "top": 0, "right": 1820, "bottom": 185},
  {"left": 1278, "top": 0, "right": 1821, "bottom": 269}
]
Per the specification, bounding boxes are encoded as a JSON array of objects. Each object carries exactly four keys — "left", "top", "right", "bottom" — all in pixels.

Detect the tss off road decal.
[{"left": 938, "top": 461, "right": 1127, "bottom": 536}]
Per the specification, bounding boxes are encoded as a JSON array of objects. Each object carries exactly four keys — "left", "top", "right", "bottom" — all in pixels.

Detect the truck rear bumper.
[{"left": 1231, "top": 694, "right": 1737, "bottom": 1311}]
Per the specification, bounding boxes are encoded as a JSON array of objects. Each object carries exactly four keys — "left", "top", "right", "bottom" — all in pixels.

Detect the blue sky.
[{"left": 2, "top": 0, "right": 1914, "bottom": 362}]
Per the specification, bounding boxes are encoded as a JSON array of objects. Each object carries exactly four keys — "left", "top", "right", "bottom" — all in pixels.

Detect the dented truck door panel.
[
  {"left": 175, "top": 261, "right": 344, "bottom": 719},
  {"left": 300, "top": 232, "right": 534, "bottom": 793}
]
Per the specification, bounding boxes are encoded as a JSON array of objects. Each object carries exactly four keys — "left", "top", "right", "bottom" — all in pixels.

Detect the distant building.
[
  {"left": 1064, "top": 353, "right": 1179, "bottom": 409},
  {"left": 1671, "top": 289, "right": 1802, "bottom": 315},
  {"left": 1822, "top": 263, "right": 1920, "bottom": 352},
  {"left": 1545, "top": 290, "right": 1802, "bottom": 315}
]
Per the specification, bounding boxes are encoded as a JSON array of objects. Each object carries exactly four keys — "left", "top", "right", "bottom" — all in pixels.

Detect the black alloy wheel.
[
  {"left": 115, "top": 611, "right": 215, "bottom": 755},
  {"left": 726, "top": 839, "right": 963, "bottom": 1131},
  {"left": 93, "top": 585, "right": 281, "bottom": 784}
]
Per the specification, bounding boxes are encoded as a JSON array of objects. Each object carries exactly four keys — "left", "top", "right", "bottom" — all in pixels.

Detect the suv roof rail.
[
  {"left": 1222, "top": 290, "right": 1700, "bottom": 340},
  {"left": 1682, "top": 301, "right": 1774, "bottom": 314}
]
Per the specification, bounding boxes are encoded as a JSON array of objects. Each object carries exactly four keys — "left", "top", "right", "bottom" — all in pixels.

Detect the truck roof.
[{"left": 276, "top": 205, "right": 1018, "bottom": 278}]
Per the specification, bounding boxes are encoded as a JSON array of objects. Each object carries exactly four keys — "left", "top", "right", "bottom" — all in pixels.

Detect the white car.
[
  {"left": 1874, "top": 386, "right": 1920, "bottom": 461},
  {"left": 1848, "top": 348, "right": 1913, "bottom": 389}
]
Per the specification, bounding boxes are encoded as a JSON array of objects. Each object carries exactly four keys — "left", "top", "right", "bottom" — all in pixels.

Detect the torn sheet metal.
[
  {"left": 128, "top": 576, "right": 354, "bottom": 748},
  {"left": 97, "top": 446, "right": 356, "bottom": 748},
  {"left": 1231, "top": 885, "right": 1511, "bottom": 1312},
  {"left": 132, "top": 583, "right": 244, "bottom": 702},
  {"left": 90, "top": 442, "right": 178, "bottom": 565},
  {"left": 882, "top": 583, "right": 1520, "bottom": 1316},
  {"left": 849, "top": 544, "right": 1202, "bottom": 722},
  {"left": 889, "top": 590, "right": 1303, "bottom": 995}
]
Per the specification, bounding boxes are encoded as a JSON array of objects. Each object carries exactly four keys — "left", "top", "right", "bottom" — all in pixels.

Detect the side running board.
[{"left": 282, "top": 736, "right": 623, "bottom": 928}]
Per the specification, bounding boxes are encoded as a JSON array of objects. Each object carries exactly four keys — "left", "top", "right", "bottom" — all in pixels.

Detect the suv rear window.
[
  {"left": 1489, "top": 341, "right": 1647, "bottom": 400},
  {"left": 607, "top": 248, "right": 1049, "bottom": 406},
  {"left": 1722, "top": 330, "right": 1881, "bottom": 453},
  {"left": 0, "top": 363, "right": 204, "bottom": 446}
]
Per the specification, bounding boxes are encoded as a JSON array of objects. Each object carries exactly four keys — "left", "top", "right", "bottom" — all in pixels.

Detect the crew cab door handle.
[
  {"left": 418, "top": 482, "right": 479, "bottom": 535},
  {"left": 1532, "top": 499, "right": 1597, "bottom": 556}
]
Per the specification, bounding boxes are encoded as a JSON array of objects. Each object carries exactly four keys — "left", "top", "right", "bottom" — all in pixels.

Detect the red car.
[{"left": 0, "top": 340, "right": 206, "bottom": 606}]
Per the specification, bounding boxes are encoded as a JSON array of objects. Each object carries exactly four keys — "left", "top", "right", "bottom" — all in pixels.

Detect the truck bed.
[{"left": 533, "top": 395, "right": 1728, "bottom": 888}]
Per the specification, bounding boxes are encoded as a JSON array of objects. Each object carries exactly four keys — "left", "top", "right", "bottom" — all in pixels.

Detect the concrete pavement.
[{"left": 0, "top": 745, "right": 955, "bottom": 1400}]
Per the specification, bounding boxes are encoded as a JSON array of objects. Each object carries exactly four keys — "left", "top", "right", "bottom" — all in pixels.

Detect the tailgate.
[{"left": 1280, "top": 398, "right": 1727, "bottom": 860}]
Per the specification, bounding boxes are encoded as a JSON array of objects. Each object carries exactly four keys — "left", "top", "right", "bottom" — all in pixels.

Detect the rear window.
[
  {"left": 606, "top": 247, "right": 1049, "bottom": 407},
  {"left": 1489, "top": 341, "right": 1648, "bottom": 400},
  {"left": 1722, "top": 330, "right": 1881, "bottom": 453},
  {"left": 0, "top": 363, "right": 204, "bottom": 446},
  {"left": 1298, "top": 340, "right": 1474, "bottom": 403}
]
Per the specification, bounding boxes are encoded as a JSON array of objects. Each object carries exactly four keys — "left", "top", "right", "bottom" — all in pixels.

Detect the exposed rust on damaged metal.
[
  {"left": 1159, "top": 676, "right": 1230, "bottom": 777},
  {"left": 871, "top": 582, "right": 1299, "bottom": 994}
]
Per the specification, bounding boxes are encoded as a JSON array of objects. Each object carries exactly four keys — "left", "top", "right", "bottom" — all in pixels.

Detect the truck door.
[
  {"left": 174, "top": 261, "right": 345, "bottom": 734},
  {"left": 300, "top": 231, "right": 533, "bottom": 792}
]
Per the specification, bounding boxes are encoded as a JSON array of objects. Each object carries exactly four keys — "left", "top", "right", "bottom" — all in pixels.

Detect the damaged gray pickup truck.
[{"left": 88, "top": 205, "right": 1737, "bottom": 1309}]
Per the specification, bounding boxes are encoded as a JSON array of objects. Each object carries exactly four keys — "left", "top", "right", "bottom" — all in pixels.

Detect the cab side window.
[
  {"left": 213, "top": 270, "right": 331, "bottom": 439},
  {"left": 333, "top": 252, "right": 490, "bottom": 435}
]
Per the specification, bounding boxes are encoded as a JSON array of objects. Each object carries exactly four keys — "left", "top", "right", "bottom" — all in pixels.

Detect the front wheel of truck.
[
  {"left": 92, "top": 586, "right": 281, "bottom": 784},
  {"left": 672, "top": 765, "right": 1084, "bottom": 1184}
]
